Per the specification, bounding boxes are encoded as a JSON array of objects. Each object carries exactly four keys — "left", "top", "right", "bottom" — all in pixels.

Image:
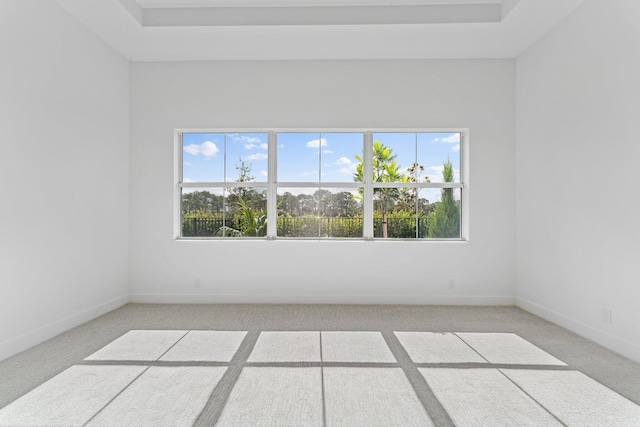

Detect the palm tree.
[{"left": 354, "top": 141, "right": 403, "bottom": 238}]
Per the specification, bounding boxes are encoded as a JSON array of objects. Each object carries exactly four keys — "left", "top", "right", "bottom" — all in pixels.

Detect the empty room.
[{"left": 1, "top": 0, "right": 639, "bottom": 425}]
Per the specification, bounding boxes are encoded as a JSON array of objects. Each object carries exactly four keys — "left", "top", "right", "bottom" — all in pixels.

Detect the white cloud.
[
  {"left": 244, "top": 143, "right": 257, "bottom": 149},
  {"left": 426, "top": 166, "right": 442, "bottom": 182},
  {"left": 434, "top": 133, "right": 461, "bottom": 144},
  {"left": 322, "top": 149, "right": 334, "bottom": 154},
  {"left": 428, "top": 165, "right": 444, "bottom": 177},
  {"left": 230, "top": 134, "right": 262, "bottom": 144},
  {"left": 260, "top": 143, "right": 268, "bottom": 150},
  {"left": 183, "top": 145, "right": 199, "bottom": 156},
  {"left": 451, "top": 144, "right": 460, "bottom": 152},
  {"left": 338, "top": 167, "right": 355, "bottom": 175},
  {"left": 183, "top": 141, "right": 219, "bottom": 157},
  {"left": 244, "top": 153, "right": 268, "bottom": 161},
  {"left": 306, "top": 138, "right": 328, "bottom": 148},
  {"left": 260, "top": 170, "right": 268, "bottom": 177},
  {"left": 335, "top": 157, "right": 357, "bottom": 174},
  {"left": 426, "top": 165, "right": 460, "bottom": 182}
]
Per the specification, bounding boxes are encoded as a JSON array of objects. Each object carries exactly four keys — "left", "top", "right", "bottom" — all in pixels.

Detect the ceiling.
[{"left": 54, "top": 0, "right": 585, "bottom": 61}]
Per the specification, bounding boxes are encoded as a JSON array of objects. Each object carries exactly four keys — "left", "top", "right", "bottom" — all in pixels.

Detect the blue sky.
[{"left": 182, "top": 131, "right": 461, "bottom": 184}]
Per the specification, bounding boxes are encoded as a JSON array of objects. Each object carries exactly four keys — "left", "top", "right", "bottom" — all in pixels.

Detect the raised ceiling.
[
  {"left": 136, "top": 0, "right": 505, "bottom": 6},
  {"left": 54, "top": 0, "right": 585, "bottom": 61}
]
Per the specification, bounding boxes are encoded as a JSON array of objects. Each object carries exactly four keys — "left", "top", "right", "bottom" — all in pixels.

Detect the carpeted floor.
[{"left": 1, "top": 304, "right": 639, "bottom": 426}]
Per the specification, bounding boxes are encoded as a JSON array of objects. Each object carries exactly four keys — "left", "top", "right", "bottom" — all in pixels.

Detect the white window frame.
[{"left": 174, "top": 128, "right": 469, "bottom": 241}]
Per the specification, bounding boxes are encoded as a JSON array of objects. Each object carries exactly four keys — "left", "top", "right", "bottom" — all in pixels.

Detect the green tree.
[
  {"left": 182, "top": 190, "right": 223, "bottom": 213},
  {"left": 228, "top": 159, "right": 263, "bottom": 214},
  {"left": 277, "top": 192, "right": 300, "bottom": 216},
  {"left": 354, "top": 141, "right": 403, "bottom": 238},
  {"left": 427, "top": 160, "right": 460, "bottom": 238},
  {"left": 297, "top": 193, "right": 317, "bottom": 216},
  {"left": 314, "top": 189, "right": 332, "bottom": 217},
  {"left": 331, "top": 191, "right": 360, "bottom": 217}
]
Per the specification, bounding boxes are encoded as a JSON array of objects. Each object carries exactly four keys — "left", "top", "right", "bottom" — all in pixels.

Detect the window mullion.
[
  {"left": 363, "top": 132, "right": 374, "bottom": 240},
  {"left": 267, "top": 131, "right": 277, "bottom": 239},
  {"left": 318, "top": 132, "right": 322, "bottom": 239},
  {"left": 175, "top": 131, "right": 183, "bottom": 239}
]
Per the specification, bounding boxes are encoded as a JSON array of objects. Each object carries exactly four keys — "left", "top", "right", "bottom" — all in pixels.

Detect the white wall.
[
  {"left": 130, "top": 60, "right": 516, "bottom": 304},
  {"left": 516, "top": 0, "right": 640, "bottom": 361},
  {"left": 0, "top": 1, "right": 130, "bottom": 360}
]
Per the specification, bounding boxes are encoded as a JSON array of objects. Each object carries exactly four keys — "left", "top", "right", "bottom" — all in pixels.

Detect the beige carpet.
[{"left": 1, "top": 304, "right": 639, "bottom": 426}]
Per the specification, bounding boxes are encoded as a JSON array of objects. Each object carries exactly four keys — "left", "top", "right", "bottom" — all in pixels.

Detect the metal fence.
[{"left": 182, "top": 216, "right": 429, "bottom": 238}]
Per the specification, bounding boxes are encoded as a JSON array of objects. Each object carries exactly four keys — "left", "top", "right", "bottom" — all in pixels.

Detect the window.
[
  {"left": 276, "top": 132, "right": 364, "bottom": 238},
  {"left": 176, "top": 130, "right": 465, "bottom": 240},
  {"left": 180, "top": 132, "right": 268, "bottom": 237},
  {"left": 369, "top": 132, "right": 462, "bottom": 239}
]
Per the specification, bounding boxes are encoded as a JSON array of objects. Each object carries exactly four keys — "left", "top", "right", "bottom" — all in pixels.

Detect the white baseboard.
[
  {"left": 129, "top": 293, "right": 515, "bottom": 306},
  {"left": 516, "top": 297, "right": 640, "bottom": 363},
  {"left": 0, "top": 295, "right": 129, "bottom": 362}
]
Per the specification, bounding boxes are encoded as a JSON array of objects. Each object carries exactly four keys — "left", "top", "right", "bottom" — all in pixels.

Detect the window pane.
[
  {"left": 277, "top": 132, "right": 364, "bottom": 183},
  {"left": 182, "top": 132, "right": 268, "bottom": 184},
  {"left": 319, "top": 133, "right": 364, "bottom": 183},
  {"left": 225, "top": 187, "right": 267, "bottom": 237},
  {"left": 225, "top": 132, "right": 268, "bottom": 183},
  {"left": 277, "top": 187, "right": 320, "bottom": 237},
  {"left": 181, "top": 187, "right": 266, "bottom": 237},
  {"left": 318, "top": 188, "right": 363, "bottom": 238},
  {"left": 369, "top": 132, "right": 462, "bottom": 184},
  {"left": 181, "top": 187, "right": 225, "bottom": 237},
  {"left": 277, "top": 133, "right": 320, "bottom": 183},
  {"left": 420, "top": 187, "right": 461, "bottom": 238},
  {"left": 373, "top": 188, "right": 418, "bottom": 239},
  {"left": 417, "top": 132, "right": 461, "bottom": 183},
  {"left": 276, "top": 188, "right": 364, "bottom": 238},
  {"left": 182, "top": 133, "right": 224, "bottom": 183},
  {"left": 371, "top": 187, "right": 461, "bottom": 239}
]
